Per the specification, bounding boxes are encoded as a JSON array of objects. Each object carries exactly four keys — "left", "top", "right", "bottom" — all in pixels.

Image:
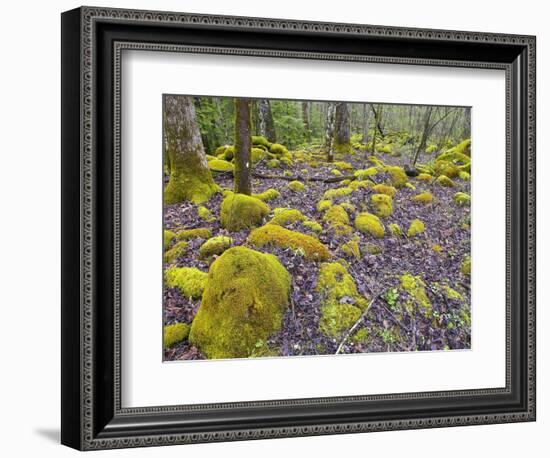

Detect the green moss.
[
  {"left": 354, "top": 167, "right": 378, "bottom": 179},
  {"left": 367, "top": 155, "right": 384, "bottom": 167},
  {"left": 400, "top": 274, "right": 431, "bottom": 314},
  {"left": 340, "top": 202, "right": 356, "bottom": 214},
  {"left": 355, "top": 212, "right": 385, "bottom": 238},
  {"left": 316, "top": 262, "right": 368, "bottom": 310},
  {"left": 441, "top": 284, "right": 464, "bottom": 301},
  {"left": 197, "top": 206, "right": 215, "bottom": 222},
  {"left": 266, "top": 158, "right": 280, "bottom": 168},
  {"left": 436, "top": 175, "right": 455, "bottom": 187},
  {"left": 268, "top": 208, "right": 306, "bottom": 227},
  {"left": 269, "top": 143, "right": 290, "bottom": 157},
  {"left": 251, "top": 147, "right": 267, "bottom": 163},
  {"left": 366, "top": 244, "right": 383, "bottom": 255},
  {"left": 388, "top": 223, "right": 403, "bottom": 237},
  {"left": 208, "top": 159, "right": 234, "bottom": 172},
  {"left": 417, "top": 173, "right": 433, "bottom": 182},
  {"left": 377, "top": 144, "right": 392, "bottom": 154},
  {"left": 341, "top": 240, "right": 361, "bottom": 259},
  {"left": 165, "top": 266, "right": 208, "bottom": 298},
  {"left": 176, "top": 227, "right": 212, "bottom": 241},
  {"left": 323, "top": 186, "right": 353, "bottom": 200},
  {"left": 220, "top": 193, "right": 270, "bottom": 232},
  {"left": 348, "top": 180, "right": 373, "bottom": 191},
  {"left": 319, "top": 303, "right": 362, "bottom": 339},
  {"left": 288, "top": 180, "right": 306, "bottom": 192},
  {"left": 164, "top": 229, "right": 176, "bottom": 250},
  {"left": 248, "top": 225, "right": 330, "bottom": 261},
  {"left": 454, "top": 192, "right": 471, "bottom": 206},
  {"left": 370, "top": 194, "right": 393, "bottom": 218},
  {"left": 205, "top": 154, "right": 217, "bottom": 162},
  {"left": 280, "top": 156, "right": 294, "bottom": 167},
  {"left": 333, "top": 161, "right": 354, "bottom": 171},
  {"left": 323, "top": 205, "right": 350, "bottom": 226},
  {"left": 386, "top": 165, "right": 408, "bottom": 188},
  {"left": 350, "top": 327, "right": 369, "bottom": 345},
  {"left": 458, "top": 171, "right": 471, "bottom": 181},
  {"left": 163, "top": 323, "right": 190, "bottom": 348},
  {"left": 341, "top": 179, "right": 351, "bottom": 186},
  {"left": 407, "top": 219, "right": 425, "bottom": 237},
  {"left": 164, "top": 240, "right": 189, "bottom": 263},
  {"left": 372, "top": 184, "right": 397, "bottom": 197},
  {"left": 331, "top": 169, "right": 343, "bottom": 176},
  {"left": 461, "top": 256, "right": 471, "bottom": 276},
  {"left": 199, "top": 236, "right": 233, "bottom": 259},
  {"left": 251, "top": 135, "right": 271, "bottom": 148},
  {"left": 412, "top": 192, "right": 434, "bottom": 204},
  {"left": 253, "top": 188, "right": 281, "bottom": 202},
  {"left": 316, "top": 199, "right": 333, "bottom": 212},
  {"left": 189, "top": 247, "right": 291, "bottom": 359},
  {"left": 302, "top": 220, "right": 323, "bottom": 233},
  {"left": 441, "top": 163, "right": 460, "bottom": 178}
]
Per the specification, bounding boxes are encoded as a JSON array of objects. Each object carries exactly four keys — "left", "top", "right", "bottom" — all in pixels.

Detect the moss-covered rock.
[
  {"left": 189, "top": 247, "right": 291, "bottom": 359},
  {"left": 454, "top": 192, "right": 471, "bottom": 206},
  {"left": 400, "top": 274, "right": 431, "bottom": 314},
  {"left": 269, "top": 143, "right": 290, "bottom": 158},
  {"left": 253, "top": 188, "right": 281, "bottom": 202},
  {"left": 354, "top": 167, "right": 378, "bottom": 179},
  {"left": 366, "top": 244, "right": 383, "bottom": 255},
  {"left": 388, "top": 223, "right": 403, "bottom": 237},
  {"left": 316, "top": 262, "right": 368, "bottom": 310},
  {"left": 266, "top": 158, "right": 280, "bottom": 168},
  {"left": 198, "top": 236, "right": 233, "bottom": 259},
  {"left": 220, "top": 193, "right": 270, "bottom": 232},
  {"left": 340, "top": 202, "right": 356, "bottom": 214},
  {"left": 407, "top": 219, "right": 425, "bottom": 237},
  {"left": 251, "top": 147, "right": 267, "bottom": 163},
  {"left": 164, "top": 240, "right": 188, "bottom": 263},
  {"left": 458, "top": 171, "right": 471, "bottom": 181},
  {"left": 333, "top": 161, "right": 354, "bottom": 171},
  {"left": 288, "top": 180, "right": 306, "bottom": 192},
  {"left": 164, "top": 229, "right": 176, "bottom": 250},
  {"left": 251, "top": 135, "right": 271, "bottom": 148},
  {"left": 316, "top": 199, "right": 333, "bottom": 212},
  {"left": 330, "top": 169, "right": 343, "bottom": 176},
  {"left": 165, "top": 266, "right": 208, "bottom": 298},
  {"left": 268, "top": 208, "right": 306, "bottom": 227},
  {"left": 386, "top": 165, "right": 408, "bottom": 188},
  {"left": 436, "top": 175, "right": 455, "bottom": 187},
  {"left": 416, "top": 173, "right": 433, "bottom": 182},
  {"left": 176, "top": 227, "right": 212, "bottom": 241},
  {"left": 208, "top": 159, "right": 234, "bottom": 172},
  {"left": 197, "top": 206, "right": 215, "bottom": 222},
  {"left": 372, "top": 184, "right": 397, "bottom": 197},
  {"left": 323, "top": 186, "right": 353, "bottom": 200},
  {"left": 323, "top": 205, "right": 350, "bottom": 226},
  {"left": 248, "top": 225, "right": 330, "bottom": 261},
  {"left": 441, "top": 284, "right": 464, "bottom": 301},
  {"left": 319, "top": 303, "right": 362, "bottom": 339},
  {"left": 355, "top": 212, "right": 385, "bottom": 238},
  {"left": 341, "top": 240, "right": 361, "bottom": 259},
  {"left": 461, "top": 256, "right": 471, "bottom": 276},
  {"left": 412, "top": 192, "right": 434, "bottom": 204},
  {"left": 348, "top": 180, "right": 373, "bottom": 191},
  {"left": 370, "top": 194, "right": 393, "bottom": 218},
  {"left": 163, "top": 323, "right": 190, "bottom": 348},
  {"left": 302, "top": 220, "right": 323, "bottom": 233}
]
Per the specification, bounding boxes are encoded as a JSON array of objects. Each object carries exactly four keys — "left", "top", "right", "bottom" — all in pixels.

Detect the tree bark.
[
  {"left": 324, "top": 102, "right": 336, "bottom": 162},
  {"left": 164, "top": 95, "right": 218, "bottom": 204},
  {"left": 234, "top": 98, "right": 252, "bottom": 195},
  {"left": 412, "top": 106, "right": 434, "bottom": 166},
  {"left": 333, "top": 102, "right": 351, "bottom": 154},
  {"left": 302, "top": 101, "right": 311, "bottom": 142},
  {"left": 362, "top": 103, "right": 369, "bottom": 144},
  {"left": 258, "top": 98, "right": 277, "bottom": 143}
]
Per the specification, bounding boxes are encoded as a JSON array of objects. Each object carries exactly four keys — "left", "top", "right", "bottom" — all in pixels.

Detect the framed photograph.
[{"left": 61, "top": 6, "right": 536, "bottom": 450}]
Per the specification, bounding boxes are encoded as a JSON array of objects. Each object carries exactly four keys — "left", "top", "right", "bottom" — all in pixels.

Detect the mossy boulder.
[
  {"left": 348, "top": 180, "right": 373, "bottom": 191},
  {"left": 164, "top": 229, "right": 176, "bottom": 250},
  {"left": 354, "top": 167, "right": 378, "bottom": 179},
  {"left": 341, "top": 240, "right": 361, "bottom": 259},
  {"left": 208, "top": 159, "right": 234, "bottom": 172},
  {"left": 331, "top": 169, "right": 343, "bottom": 176},
  {"left": 220, "top": 193, "right": 270, "bottom": 232},
  {"left": 316, "top": 262, "right": 369, "bottom": 309},
  {"left": 436, "top": 175, "right": 455, "bottom": 187},
  {"left": 251, "top": 147, "right": 267, "bottom": 163},
  {"left": 164, "top": 240, "right": 188, "bottom": 263},
  {"left": 176, "top": 227, "right": 212, "bottom": 241},
  {"left": 386, "top": 165, "right": 408, "bottom": 188},
  {"left": 412, "top": 192, "right": 434, "bottom": 204},
  {"left": 417, "top": 173, "right": 433, "bottom": 182},
  {"left": 370, "top": 194, "right": 393, "bottom": 218},
  {"left": 458, "top": 171, "right": 471, "bottom": 181},
  {"left": 268, "top": 208, "right": 306, "bottom": 227},
  {"left": 266, "top": 158, "right": 280, "bottom": 168},
  {"left": 189, "top": 247, "right": 291, "bottom": 359},
  {"left": 319, "top": 303, "right": 362, "bottom": 339},
  {"left": 251, "top": 135, "right": 271, "bottom": 148},
  {"left": 372, "top": 184, "right": 397, "bottom": 197},
  {"left": 165, "top": 266, "right": 208, "bottom": 298},
  {"left": 355, "top": 212, "right": 385, "bottom": 238},
  {"left": 333, "top": 161, "right": 354, "bottom": 171},
  {"left": 323, "top": 186, "right": 353, "bottom": 200},
  {"left": 269, "top": 143, "right": 291, "bottom": 158},
  {"left": 388, "top": 223, "right": 403, "bottom": 237},
  {"left": 163, "top": 323, "right": 190, "bottom": 348},
  {"left": 454, "top": 192, "right": 471, "bottom": 206},
  {"left": 323, "top": 205, "right": 350, "bottom": 226},
  {"left": 340, "top": 202, "right": 356, "bottom": 214},
  {"left": 198, "top": 236, "right": 233, "bottom": 259},
  {"left": 253, "top": 188, "right": 281, "bottom": 202},
  {"left": 400, "top": 274, "right": 431, "bottom": 315},
  {"left": 197, "top": 206, "right": 215, "bottom": 222},
  {"left": 316, "top": 199, "right": 333, "bottom": 212},
  {"left": 288, "top": 180, "right": 306, "bottom": 192},
  {"left": 407, "top": 219, "right": 425, "bottom": 237},
  {"left": 248, "top": 225, "right": 330, "bottom": 261}
]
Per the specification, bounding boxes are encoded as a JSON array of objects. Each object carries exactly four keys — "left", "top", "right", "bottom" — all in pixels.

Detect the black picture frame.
[{"left": 61, "top": 6, "right": 536, "bottom": 450}]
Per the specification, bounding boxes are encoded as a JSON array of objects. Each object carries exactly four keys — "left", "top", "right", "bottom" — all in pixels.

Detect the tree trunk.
[
  {"left": 302, "top": 101, "right": 311, "bottom": 142},
  {"left": 362, "top": 103, "right": 369, "bottom": 144},
  {"left": 412, "top": 106, "right": 434, "bottom": 166},
  {"left": 163, "top": 95, "right": 218, "bottom": 204},
  {"left": 324, "top": 102, "right": 336, "bottom": 162},
  {"left": 258, "top": 99, "right": 277, "bottom": 143},
  {"left": 234, "top": 98, "right": 252, "bottom": 195},
  {"left": 333, "top": 102, "right": 351, "bottom": 154}
]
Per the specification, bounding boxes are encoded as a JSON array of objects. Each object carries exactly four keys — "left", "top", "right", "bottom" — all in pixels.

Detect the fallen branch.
[
  {"left": 252, "top": 171, "right": 357, "bottom": 183},
  {"left": 335, "top": 294, "right": 379, "bottom": 355}
]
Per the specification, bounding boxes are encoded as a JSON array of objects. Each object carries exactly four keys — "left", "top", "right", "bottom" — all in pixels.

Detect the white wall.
[{"left": 0, "top": 0, "right": 545, "bottom": 456}]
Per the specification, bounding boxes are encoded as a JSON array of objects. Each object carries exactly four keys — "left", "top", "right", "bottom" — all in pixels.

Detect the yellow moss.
[
  {"left": 348, "top": 180, "right": 373, "bottom": 191},
  {"left": 316, "top": 199, "right": 333, "bottom": 212},
  {"left": 288, "top": 180, "right": 306, "bottom": 192},
  {"left": 323, "top": 205, "right": 350, "bottom": 226},
  {"left": 350, "top": 327, "right": 369, "bottom": 345},
  {"left": 197, "top": 206, "right": 215, "bottom": 222},
  {"left": 199, "top": 236, "right": 233, "bottom": 259},
  {"left": 386, "top": 165, "right": 408, "bottom": 188},
  {"left": 205, "top": 154, "right": 217, "bottom": 162},
  {"left": 400, "top": 274, "right": 431, "bottom": 314},
  {"left": 323, "top": 186, "right": 353, "bottom": 200},
  {"left": 250, "top": 147, "right": 267, "bottom": 163},
  {"left": 319, "top": 303, "right": 362, "bottom": 338},
  {"left": 355, "top": 212, "right": 385, "bottom": 238},
  {"left": 341, "top": 179, "right": 351, "bottom": 186},
  {"left": 367, "top": 156, "right": 385, "bottom": 167},
  {"left": 251, "top": 135, "right": 271, "bottom": 148},
  {"left": 366, "top": 244, "right": 382, "bottom": 255},
  {"left": 302, "top": 220, "right": 323, "bottom": 233},
  {"left": 377, "top": 144, "right": 392, "bottom": 154},
  {"left": 354, "top": 167, "right": 378, "bottom": 179},
  {"left": 331, "top": 169, "right": 343, "bottom": 176},
  {"left": 372, "top": 184, "right": 397, "bottom": 197},
  {"left": 220, "top": 193, "right": 270, "bottom": 232},
  {"left": 436, "top": 175, "right": 455, "bottom": 187},
  {"left": 208, "top": 159, "right": 234, "bottom": 172},
  {"left": 340, "top": 202, "right": 356, "bottom": 214},
  {"left": 454, "top": 192, "right": 471, "bottom": 206},
  {"left": 164, "top": 229, "right": 176, "bottom": 250},
  {"left": 388, "top": 223, "right": 403, "bottom": 237},
  {"left": 269, "top": 143, "right": 290, "bottom": 157},
  {"left": 248, "top": 225, "right": 330, "bottom": 261},
  {"left": 163, "top": 323, "right": 190, "bottom": 348},
  {"left": 189, "top": 247, "right": 291, "bottom": 359},
  {"left": 266, "top": 158, "right": 280, "bottom": 168},
  {"left": 440, "top": 162, "right": 460, "bottom": 178},
  {"left": 441, "top": 284, "right": 464, "bottom": 301},
  {"left": 268, "top": 208, "right": 306, "bottom": 227},
  {"left": 407, "top": 219, "right": 425, "bottom": 237},
  {"left": 164, "top": 240, "right": 188, "bottom": 263},
  {"left": 176, "top": 227, "right": 212, "bottom": 241},
  {"left": 341, "top": 240, "right": 361, "bottom": 259},
  {"left": 316, "top": 262, "right": 368, "bottom": 310},
  {"left": 405, "top": 182, "right": 416, "bottom": 191},
  {"left": 253, "top": 188, "right": 281, "bottom": 202},
  {"left": 412, "top": 192, "right": 434, "bottom": 204},
  {"left": 461, "top": 256, "right": 471, "bottom": 276},
  {"left": 370, "top": 194, "right": 393, "bottom": 218},
  {"left": 417, "top": 173, "right": 433, "bottom": 182},
  {"left": 458, "top": 171, "right": 471, "bottom": 181},
  {"left": 333, "top": 161, "right": 354, "bottom": 171},
  {"left": 165, "top": 266, "right": 208, "bottom": 298},
  {"left": 432, "top": 244, "right": 442, "bottom": 253}
]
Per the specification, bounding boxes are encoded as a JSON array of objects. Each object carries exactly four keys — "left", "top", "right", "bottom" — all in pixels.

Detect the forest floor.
[{"left": 163, "top": 146, "right": 471, "bottom": 360}]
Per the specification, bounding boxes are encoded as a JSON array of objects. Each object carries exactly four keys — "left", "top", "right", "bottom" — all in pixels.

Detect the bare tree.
[
  {"left": 302, "top": 101, "right": 311, "bottom": 142},
  {"left": 362, "top": 103, "right": 370, "bottom": 144},
  {"left": 164, "top": 95, "right": 218, "bottom": 204},
  {"left": 333, "top": 102, "right": 351, "bottom": 154},
  {"left": 257, "top": 98, "right": 277, "bottom": 143},
  {"left": 234, "top": 98, "right": 252, "bottom": 195},
  {"left": 412, "top": 107, "right": 458, "bottom": 166},
  {"left": 324, "top": 102, "right": 336, "bottom": 162}
]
